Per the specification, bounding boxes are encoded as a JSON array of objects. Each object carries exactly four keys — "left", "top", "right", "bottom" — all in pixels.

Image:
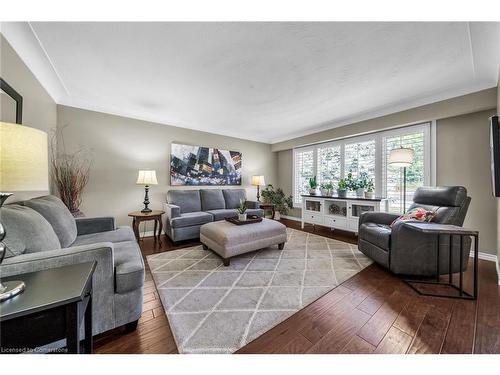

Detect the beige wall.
[
  {"left": 272, "top": 88, "right": 497, "bottom": 152},
  {"left": 437, "top": 109, "right": 497, "bottom": 254},
  {"left": 57, "top": 105, "right": 278, "bottom": 227},
  {"left": 0, "top": 34, "right": 57, "bottom": 201},
  {"left": 277, "top": 108, "right": 498, "bottom": 255}
]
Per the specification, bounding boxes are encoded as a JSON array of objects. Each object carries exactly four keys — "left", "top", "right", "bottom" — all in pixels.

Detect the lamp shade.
[
  {"left": 0, "top": 122, "right": 49, "bottom": 192},
  {"left": 388, "top": 147, "right": 414, "bottom": 167},
  {"left": 136, "top": 170, "right": 158, "bottom": 185},
  {"left": 251, "top": 175, "right": 265, "bottom": 186}
]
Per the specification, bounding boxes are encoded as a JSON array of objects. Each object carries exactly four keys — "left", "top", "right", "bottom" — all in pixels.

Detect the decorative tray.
[{"left": 225, "top": 215, "right": 263, "bottom": 225}]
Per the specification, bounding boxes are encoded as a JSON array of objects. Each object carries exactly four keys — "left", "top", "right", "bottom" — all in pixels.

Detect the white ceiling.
[{"left": 2, "top": 22, "right": 500, "bottom": 143}]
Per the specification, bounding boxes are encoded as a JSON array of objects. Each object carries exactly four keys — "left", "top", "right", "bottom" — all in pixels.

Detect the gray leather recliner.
[{"left": 358, "top": 186, "right": 471, "bottom": 276}]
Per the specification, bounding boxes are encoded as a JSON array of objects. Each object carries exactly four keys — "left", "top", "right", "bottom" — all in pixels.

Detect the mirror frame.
[{"left": 0, "top": 78, "right": 23, "bottom": 124}]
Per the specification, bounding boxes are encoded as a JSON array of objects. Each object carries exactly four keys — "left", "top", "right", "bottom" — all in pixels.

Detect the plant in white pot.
[
  {"left": 365, "top": 179, "right": 375, "bottom": 199},
  {"left": 308, "top": 176, "right": 318, "bottom": 195},
  {"left": 237, "top": 199, "right": 247, "bottom": 221},
  {"left": 320, "top": 182, "right": 334, "bottom": 196}
]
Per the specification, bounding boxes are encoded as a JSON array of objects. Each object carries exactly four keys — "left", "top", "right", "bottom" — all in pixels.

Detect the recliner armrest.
[
  {"left": 165, "top": 203, "right": 181, "bottom": 220},
  {"left": 359, "top": 211, "right": 399, "bottom": 228},
  {"left": 76, "top": 217, "right": 115, "bottom": 235}
]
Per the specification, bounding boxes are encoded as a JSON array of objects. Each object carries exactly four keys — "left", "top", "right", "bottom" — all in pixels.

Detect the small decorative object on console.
[{"left": 308, "top": 175, "right": 318, "bottom": 195}]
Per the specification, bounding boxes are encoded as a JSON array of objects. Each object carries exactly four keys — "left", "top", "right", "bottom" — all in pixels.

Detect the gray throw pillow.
[
  {"left": 24, "top": 195, "right": 77, "bottom": 247},
  {"left": 1, "top": 205, "right": 61, "bottom": 257}
]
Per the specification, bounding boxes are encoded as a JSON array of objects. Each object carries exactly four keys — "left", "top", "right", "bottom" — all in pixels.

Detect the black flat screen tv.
[{"left": 490, "top": 115, "right": 500, "bottom": 197}]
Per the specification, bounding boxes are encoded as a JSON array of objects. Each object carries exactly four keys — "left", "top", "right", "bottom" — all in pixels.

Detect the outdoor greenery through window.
[{"left": 293, "top": 123, "right": 431, "bottom": 211}]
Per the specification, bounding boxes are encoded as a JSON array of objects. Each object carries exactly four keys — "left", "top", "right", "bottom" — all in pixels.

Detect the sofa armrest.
[
  {"left": 1, "top": 243, "right": 116, "bottom": 334},
  {"left": 245, "top": 200, "right": 260, "bottom": 209},
  {"left": 359, "top": 211, "right": 399, "bottom": 228},
  {"left": 76, "top": 217, "right": 115, "bottom": 235},
  {"left": 165, "top": 203, "right": 181, "bottom": 220}
]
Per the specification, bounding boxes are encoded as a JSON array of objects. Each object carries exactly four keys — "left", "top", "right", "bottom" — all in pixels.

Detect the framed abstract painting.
[{"left": 170, "top": 143, "right": 242, "bottom": 186}]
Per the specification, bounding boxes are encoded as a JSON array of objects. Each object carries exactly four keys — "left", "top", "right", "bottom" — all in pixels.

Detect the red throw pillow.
[{"left": 390, "top": 207, "right": 436, "bottom": 227}]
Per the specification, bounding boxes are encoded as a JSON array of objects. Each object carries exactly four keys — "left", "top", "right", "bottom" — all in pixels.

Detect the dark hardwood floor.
[{"left": 94, "top": 218, "right": 500, "bottom": 354}]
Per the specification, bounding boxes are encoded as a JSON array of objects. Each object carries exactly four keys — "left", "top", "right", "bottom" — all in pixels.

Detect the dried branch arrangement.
[{"left": 50, "top": 126, "right": 92, "bottom": 216}]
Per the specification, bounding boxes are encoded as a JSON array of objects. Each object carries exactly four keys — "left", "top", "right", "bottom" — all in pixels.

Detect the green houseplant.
[
  {"left": 320, "top": 182, "right": 334, "bottom": 196},
  {"left": 237, "top": 199, "right": 247, "bottom": 221},
  {"left": 365, "top": 179, "right": 375, "bottom": 199},
  {"left": 308, "top": 176, "right": 318, "bottom": 195},
  {"left": 261, "top": 184, "right": 293, "bottom": 219},
  {"left": 337, "top": 178, "right": 348, "bottom": 198}
]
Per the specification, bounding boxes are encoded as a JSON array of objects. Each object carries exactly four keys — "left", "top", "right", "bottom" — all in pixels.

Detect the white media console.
[{"left": 301, "top": 194, "right": 389, "bottom": 233}]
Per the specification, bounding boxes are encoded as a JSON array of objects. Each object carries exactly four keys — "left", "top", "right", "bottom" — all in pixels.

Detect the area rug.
[{"left": 146, "top": 228, "right": 372, "bottom": 353}]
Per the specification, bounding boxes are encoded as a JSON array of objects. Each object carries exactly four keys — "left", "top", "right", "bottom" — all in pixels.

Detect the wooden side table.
[
  {"left": 128, "top": 210, "right": 165, "bottom": 242},
  {"left": 259, "top": 203, "right": 276, "bottom": 220}
]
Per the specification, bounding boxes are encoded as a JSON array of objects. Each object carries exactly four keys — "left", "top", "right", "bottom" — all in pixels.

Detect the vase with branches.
[{"left": 50, "top": 127, "right": 92, "bottom": 217}]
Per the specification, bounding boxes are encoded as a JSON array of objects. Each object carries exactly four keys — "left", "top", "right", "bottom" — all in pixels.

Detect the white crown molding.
[{"left": 0, "top": 22, "right": 67, "bottom": 102}]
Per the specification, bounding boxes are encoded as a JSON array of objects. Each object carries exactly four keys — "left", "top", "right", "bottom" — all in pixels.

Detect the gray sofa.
[
  {"left": 164, "top": 188, "right": 264, "bottom": 242},
  {"left": 358, "top": 186, "right": 471, "bottom": 276},
  {"left": 0, "top": 195, "right": 144, "bottom": 335}
]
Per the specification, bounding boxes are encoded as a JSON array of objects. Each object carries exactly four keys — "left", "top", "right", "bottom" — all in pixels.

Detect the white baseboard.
[
  {"left": 281, "top": 215, "right": 302, "bottom": 222},
  {"left": 497, "top": 260, "right": 500, "bottom": 285},
  {"left": 469, "top": 250, "right": 497, "bottom": 263}
]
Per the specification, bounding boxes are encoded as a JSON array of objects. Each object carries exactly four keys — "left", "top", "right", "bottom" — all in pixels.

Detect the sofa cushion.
[
  {"left": 24, "top": 195, "right": 77, "bottom": 248},
  {"left": 113, "top": 240, "right": 145, "bottom": 293},
  {"left": 359, "top": 223, "right": 391, "bottom": 251},
  {"left": 206, "top": 209, "right": 238, "bottom": 221},
  {"left": 222, "top": 189, "right": 246, "bottom": 209},
  {"left": 72, "top": 226, "right": 136, "bottom": 246},
  {"left": 167, "top": 190, "right": 201, "bottom": 213},
  {"left": 170, "top": 211, "right": 213, "bottom": 228},
  {"left": 246, "top": 208, "right": 265, "bottom": 217},
  {"left": 1, "top": 205, "right": 61, "bottom": 256},
  {"left": 200, "top": 189, "right": 226, "bottom": 211}
]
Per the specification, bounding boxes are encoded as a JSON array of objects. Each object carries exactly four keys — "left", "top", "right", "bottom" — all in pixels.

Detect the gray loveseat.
[
  {"left": 164, "top": 188, "right": 264, "bottom": 242},
  {"left": 0, "top": 195, "right": 144, "bottom": 335},
  {"left": 358, "top": 186, "right": 471, "bottom": 276}
]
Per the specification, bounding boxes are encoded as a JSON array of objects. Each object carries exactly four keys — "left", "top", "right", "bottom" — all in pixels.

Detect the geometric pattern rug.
[{"left": 146, "top": 228, "right": 372, "bottom": 353}]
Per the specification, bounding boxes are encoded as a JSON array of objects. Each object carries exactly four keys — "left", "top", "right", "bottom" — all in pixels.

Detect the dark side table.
[
  {"left": 128, "top": 210, "right": 165, "bottom": 242},
  {"left": 0, "top": 262, "right": 96, "bottom": 354},
  {"left": 258, "top": 203, "right": 276, "bottom": 220},
  {"left": 402, "top": 222, "right": 478, "bottom": 300}
]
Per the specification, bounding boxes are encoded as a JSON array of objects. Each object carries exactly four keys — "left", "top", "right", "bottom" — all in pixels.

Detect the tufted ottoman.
[{"left": 200, "top": 218, "right": 287, "bottom": 265}]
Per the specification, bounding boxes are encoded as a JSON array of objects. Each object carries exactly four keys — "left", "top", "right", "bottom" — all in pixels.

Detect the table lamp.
[
  {"left": 251, "top": 175, "right": 266, "bottom": 201},
  {"left": 136, "top": 170, "right": 158, "bottom": 213},
  {"left": 388, "top": 146, "right": 414, "bottom": 213},
  {"left": 0, "top": 122, "right": 49, "bottom": 301}
]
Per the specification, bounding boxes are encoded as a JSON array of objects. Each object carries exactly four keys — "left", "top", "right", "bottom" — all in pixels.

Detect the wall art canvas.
[{"left": 170, "top": 143, "right": 242, "bottom": 185}]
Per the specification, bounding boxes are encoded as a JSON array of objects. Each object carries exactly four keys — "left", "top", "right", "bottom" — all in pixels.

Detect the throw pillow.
[{"left": 390, "top": 207, "right": 436, "bottom": 227}]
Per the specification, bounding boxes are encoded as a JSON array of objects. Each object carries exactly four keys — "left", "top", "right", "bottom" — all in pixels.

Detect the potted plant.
[
  {"left": 337, "top": 178, "right": 348, "bottom": 198},
  {"left": 320, "top": 182, "right": 334, "bottom": 196},
  {"left": 237, "top": 199, "right": 247, "bottom": 221},
  {"left": 308, "top": 176, "right": 318, "bottom": 195},
  {"left": 261, "top": 184, "right": 293, "bottom": 220},
  {"left": 365, "top": 179, "right": 375, "bottom": 199}
]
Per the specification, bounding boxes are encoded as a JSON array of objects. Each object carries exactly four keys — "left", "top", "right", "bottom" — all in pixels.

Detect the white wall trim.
[
  {"left": 469, "top": 250, "right": 497, "bottom": 263},
  {"left": 496, "top": 260, "right": 500, "bottom": 285},
  {"left": 431, "top": 119, "right": 437, "bottom": 186},
  {"left": 281, "top": 214, "right": 302, "bottom": 222}
]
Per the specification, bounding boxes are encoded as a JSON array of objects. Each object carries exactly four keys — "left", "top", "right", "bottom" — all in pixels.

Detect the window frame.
[{"left": 292, "top": 122, "right": 432, "bottom": 208}]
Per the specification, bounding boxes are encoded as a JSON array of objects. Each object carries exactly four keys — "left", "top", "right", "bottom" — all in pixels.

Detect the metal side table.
[{"left": 402, "top": 222, "right": 478, "bottom": 300}]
